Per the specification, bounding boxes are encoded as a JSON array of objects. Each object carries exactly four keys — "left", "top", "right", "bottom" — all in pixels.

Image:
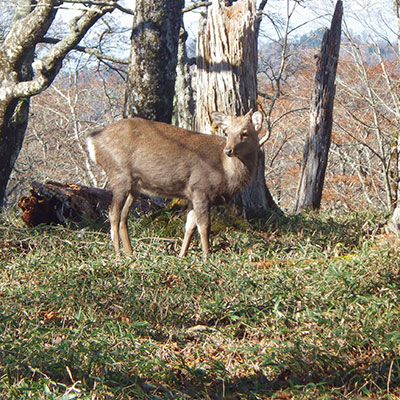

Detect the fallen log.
[{"left": 18, "top": 181, "right": 163, "bottom": 227}]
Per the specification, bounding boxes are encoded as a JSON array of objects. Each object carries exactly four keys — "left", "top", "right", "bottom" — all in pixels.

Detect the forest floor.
[{"left": 1, "top": 206, "right": 400, "bottom": 399}]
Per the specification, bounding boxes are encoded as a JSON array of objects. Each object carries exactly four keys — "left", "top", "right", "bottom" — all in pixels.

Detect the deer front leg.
[
  {"left": 179, "top": 208, "right": 197, "bottom": 257},
  {"left": 193, "top": 199, "right": 210, "bottom": 259}
]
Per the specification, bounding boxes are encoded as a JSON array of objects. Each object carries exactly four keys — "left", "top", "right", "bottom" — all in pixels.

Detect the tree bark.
[
  {"left": 123, "top": 0, "right": 184, "bottom": 123},
  {"left": 293, "top": 0, "right": 343, "bottom": 213},
  {"left": 0, "top": 0, "right": 115, "bottom": 208},
  {"left": 195, "top": 0, "right": 258, "bottom": 132},
  {"left": 385, "top": 206, "right": 400, "bottom": 236},
  {"left": 195, "top": 0, "right": 277, "bottom": 217},
  {"left": 0, "top": 0, "right": 57, "bottom": 208},
  {"left": 172, "top": 26, "right": 195, "bottom": 130}
]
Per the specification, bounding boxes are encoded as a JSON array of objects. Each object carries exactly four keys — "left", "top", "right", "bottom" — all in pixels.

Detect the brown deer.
[{"left": 86, "top": 110, "right": 263, "bottom": 258}]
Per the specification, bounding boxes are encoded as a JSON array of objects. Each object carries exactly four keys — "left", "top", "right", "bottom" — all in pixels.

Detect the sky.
[
  {"left": 0, "top": 0, "right": 396, "bottom": 62},
  {"left": 182, "top": 0, "right": 396, "bottom": 44}
]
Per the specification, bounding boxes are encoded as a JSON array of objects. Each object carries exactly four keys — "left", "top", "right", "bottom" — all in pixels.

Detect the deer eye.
[{"left": 241, "top": 130, "right": 249, "bottom": 140}]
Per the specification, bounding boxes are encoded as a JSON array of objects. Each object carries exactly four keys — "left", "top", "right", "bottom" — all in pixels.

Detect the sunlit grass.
[{"left": 1, "top": 207, "right": 399, "bottom": 399}]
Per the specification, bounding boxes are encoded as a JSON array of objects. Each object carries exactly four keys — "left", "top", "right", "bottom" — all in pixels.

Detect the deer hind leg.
[
  {"left": 179, "top": 206, "right": 197, "bottom": 258},
  {"left": 119, "top": 193, "right": 135, "bottom": 254},
  {"left": 109, "top": 188, "right": 131, "bottom": 256}
]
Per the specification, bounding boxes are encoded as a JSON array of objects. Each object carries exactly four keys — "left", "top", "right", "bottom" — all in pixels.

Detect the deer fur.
[{"left": 86, "top": 110, "right": 263, "bottom": 258}]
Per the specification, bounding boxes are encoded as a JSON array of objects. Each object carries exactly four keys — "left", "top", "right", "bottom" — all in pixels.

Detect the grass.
[{"left": 0, "top": 206, "right": 400, "bottom": 399}]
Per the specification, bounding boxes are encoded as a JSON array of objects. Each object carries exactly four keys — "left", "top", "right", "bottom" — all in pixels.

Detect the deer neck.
[{"left": 222, "top": 150, "right": 258, "bottom": 195}]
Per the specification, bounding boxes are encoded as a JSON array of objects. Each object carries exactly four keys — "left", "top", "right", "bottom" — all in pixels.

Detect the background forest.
[{"left": 1, "top": 0, "right": 399, "bottom": 214}]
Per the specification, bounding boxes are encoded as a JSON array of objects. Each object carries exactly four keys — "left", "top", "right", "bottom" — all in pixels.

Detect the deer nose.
[{"left": 224, "top": 148, "right": 234, "bottom": 157}]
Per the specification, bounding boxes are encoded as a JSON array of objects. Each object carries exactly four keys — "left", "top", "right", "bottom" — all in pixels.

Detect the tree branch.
[
  {"left": 0, "top": 0, "right": 59, "bottom": 67},
  {"left": 40, "top": 37, "right": 128, "bottom": 64},
  {"left": 63, "top": 0, "right": 134, "bottom": 15},
  {"left": 183, "top": 1, "right": 211, "bottom": 13},
  {"left": 12, "top": 1, "right": 116, "bottom": 98}
]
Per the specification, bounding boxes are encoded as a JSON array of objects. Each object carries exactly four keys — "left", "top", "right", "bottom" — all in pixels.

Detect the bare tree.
[
  {"left": 0, "top": 0, "right": 117, "bottom": 208},
  {"left": 327, "top": 0, "right": 400, "bottom": 212},
  {"left": 257, "top": 0, "right": 317, "bottom": 210},
  {"left": 7, "top": 57, "right": 125, "bottom": 205}
]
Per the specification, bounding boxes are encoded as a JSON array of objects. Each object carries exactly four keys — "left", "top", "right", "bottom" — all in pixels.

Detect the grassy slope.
[{"left": 0, "top": 208, "right": 399, "bottom": 399}]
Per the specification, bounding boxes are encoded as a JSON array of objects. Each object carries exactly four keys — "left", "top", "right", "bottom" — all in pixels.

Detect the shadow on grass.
[
  {"left": 3, "top": 202, "right": 375, "bottom": 260},
  {"left": 248, "top": 209, "right": 375, "bottom": 252},
  {"left": 3, "top": 341, "right": 399, "bottom": 399}
]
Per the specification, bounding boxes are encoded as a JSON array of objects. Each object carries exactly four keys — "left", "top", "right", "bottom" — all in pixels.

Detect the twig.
[
  {"left": 40, "top": 37, "right": 128, "bottom": 64},
  {"left": 387, "top": 358, "right": 394, "bottom": 395}
]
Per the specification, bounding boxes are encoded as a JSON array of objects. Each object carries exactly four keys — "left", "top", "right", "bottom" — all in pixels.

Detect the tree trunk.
[
  {"left": 196, "top": 0, "right": 275, "bottom": 218},
  {"left": 0, "top": 0, "right": 54, "bottom": 208},
  {"left": 18, "top": 181, "right": 113, "bottom": 226},
  {"left": 123, "top": 0, "right": 184, "bottom": 123},
  {"left": 196, "top": 0, "right": 258, "bottom": 131},
  {"left": 385, "top": 206, "right": 400, "bottom": 236},
  {"left": 293, "top": 0, "right": 343, "bottom": 213},
  {"left": 172, "top": 26, "right": 195, "bottom": 130},
  {"left": 0, "top": 100, "right": 30, "bottom": 208},
  {"left": 392, "top": 0, "right": 400, "bottom": 209}
]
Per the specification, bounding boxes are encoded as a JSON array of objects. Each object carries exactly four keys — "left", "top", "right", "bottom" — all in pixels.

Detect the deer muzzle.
[{"left": 224, "top": 148, "right": 234, "bottom": 157}]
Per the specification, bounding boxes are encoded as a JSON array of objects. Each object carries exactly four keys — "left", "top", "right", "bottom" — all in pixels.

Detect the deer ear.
[
  {"left": 211, "top": 112, "right": 231, "bottom": 130},
  {"left": 251, "top": 111, "right": 263, "bottom": 132}
]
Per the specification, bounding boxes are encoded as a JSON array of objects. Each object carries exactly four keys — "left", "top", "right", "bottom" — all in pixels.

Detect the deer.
[{"left": 86, "top": 110, "right": 263, "bottom": 258}]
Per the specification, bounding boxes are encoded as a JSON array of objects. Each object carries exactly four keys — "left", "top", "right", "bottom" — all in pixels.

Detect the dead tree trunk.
[
  {"left": 195, "top": 0, "right": 258, "bottom": 132},
  {"left": 17, "top": 181, "right": 112, "bottom": 226},
  {"left": 196, "top": 0, "right": 278, "bottom": 217},
  {"left": 293, "top": 0, "right": 343, "bottom": 213}
]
